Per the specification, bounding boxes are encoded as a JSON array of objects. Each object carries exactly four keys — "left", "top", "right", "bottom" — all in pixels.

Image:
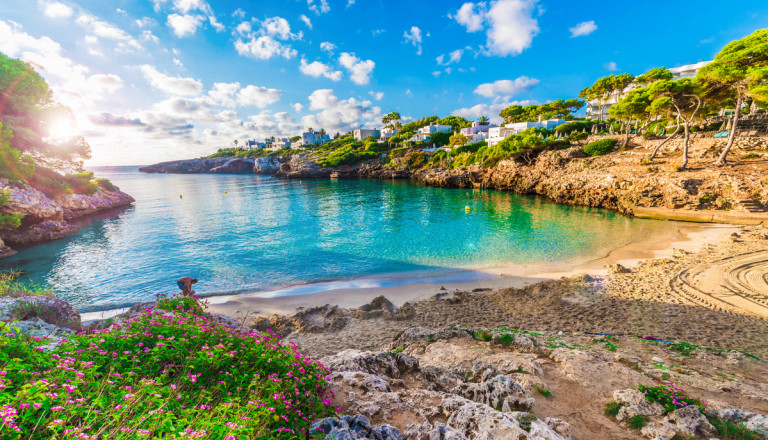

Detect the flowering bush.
[
  {"left": 638, "top": 381, "right": 706, "bottom": 414},
  {"left": 0, "top": 294, "right": 335, "bottom": 439}
]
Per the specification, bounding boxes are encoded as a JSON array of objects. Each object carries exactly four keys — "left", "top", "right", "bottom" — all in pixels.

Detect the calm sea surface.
[{"left": 2, "top": 167, "right": 679, "bottom": 312}]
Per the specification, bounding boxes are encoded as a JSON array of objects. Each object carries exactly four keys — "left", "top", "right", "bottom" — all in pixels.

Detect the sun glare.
[{"left": 48, "top": 118, "right": 80, "bottom": 139}]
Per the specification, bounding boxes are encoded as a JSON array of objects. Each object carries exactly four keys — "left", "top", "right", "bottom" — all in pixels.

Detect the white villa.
[
  {"left": 353, "top": 128, "right": 381, "bottom": 141},
  {"left": 408, "top": 123, "right": 452, "bottom": 143},
  {"left": 487, "top": 118, "right": 566, "bottom": 147},
  {"left": 585, "top": 61, "right": 713, "bottom": 120},
  {"left": 379, "top": 127, "right": 395, "bottom": 142},
  {"left": 293, "top": 130, "right": 331, "bottom": 148},
  {"left": 460, "top": 122, "right": 498, "bottom": 143}
]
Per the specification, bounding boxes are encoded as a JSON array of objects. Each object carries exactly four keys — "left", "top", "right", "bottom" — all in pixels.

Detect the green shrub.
[
  {"left": 0, "top": 188, "right": 23, "bottom": 230},
  {"left": 582, "top": 139, "right": 618, "bottom": 156},
  {"left": 742, "top": 153, "right": 760, "bottom": 160},
  {"left": 666, "top": 341, "right": 700, "bottom": 356},
  {"left": 95, "top": 177, "right": 116, "bottom": 191},
  {"left": 64, "top": 171, "right": 98, "bottom": 195},
  {"left": 0, "top": 293, "right": 335, "bottom": 439},
  {"left": 565, "top": 132, "right": 588, "bottom": 142},
  {"left": 472, "top": 330, "right": 493, "bottom": 342},
  {"left": 494, "top": 333, "right": 515, "bottom": 347},
  {"left": 535, "top": 385, "right": 552, "bottom": 397},
  {"left": 638, "top": 381, "right": 706, "bottom": 413},
  {"left": 404, "top": 152, "right": 428, "bottom": 169},
  {"left": 604, "top": 400, "right": 623, "bottom": 417},
  {"left": 709, "top": 417, "right": 764, "bottom": 440},
  {"left": 628, "top": 415, "right": 648, "bottom": 430}
]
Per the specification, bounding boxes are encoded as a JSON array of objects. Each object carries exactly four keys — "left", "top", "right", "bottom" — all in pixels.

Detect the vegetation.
[
  {"left": 0, "top": 271, "right": 52, "bottom": 298},
  {"left": 604, "top": 400, "right": 623, "bottom": 417},
  {"left": 583, "top": 139, "right": 618, "bottom": 156},
  {"left": 638, "top": 381, "right": 706, "bottom": 413},
  {"left": 628, "top": 415, "right": 649, "bottom": 430},
  {"left": 500, "top": 99, "right": 584, "bottom": 124},
  {"left": 709, "top": 417, "right": 765, "bottom": 440},
  {"left": 535, "top": 385, "right": 552, "bottom": 397},
  {"left": 0, "top": 294, "right": 335, "bottom": 439},
  {"left": 0, "top": 189, "right": 23, "bottom": 230}
]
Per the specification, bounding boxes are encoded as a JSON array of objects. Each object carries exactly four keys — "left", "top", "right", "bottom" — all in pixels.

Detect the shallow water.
[{"left": 3, "top": 167, "right": 680, "bottom": 312}]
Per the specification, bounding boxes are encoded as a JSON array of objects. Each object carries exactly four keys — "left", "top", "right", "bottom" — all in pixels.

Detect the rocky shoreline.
[
  {"left": 140, "top": 136, "right": 768, "bottom": 225},
  {"left": 0, "top": 178, "right": 135, "bottom": 258}
]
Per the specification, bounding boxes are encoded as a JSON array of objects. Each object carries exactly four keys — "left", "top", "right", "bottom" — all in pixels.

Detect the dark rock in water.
[
  {"left": 0, "top": 295, "right": 81, "bottom": 330},
  {"left": 310, "top": 415, "right": 403, "bottom": 440},
  {"left": 209, "top": 158, "right": 255, "bottom": 174}
]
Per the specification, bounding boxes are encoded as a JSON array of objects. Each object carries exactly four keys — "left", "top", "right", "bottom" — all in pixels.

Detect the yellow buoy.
[
  {"left": 224, "top": 191, "right": 228, "bottom": 194},
  {"left": 179, "top": 195, "right": 183, "bottom": 199},
  {"left": 465, "top": 206, "right": 470, "bottom": 211}
]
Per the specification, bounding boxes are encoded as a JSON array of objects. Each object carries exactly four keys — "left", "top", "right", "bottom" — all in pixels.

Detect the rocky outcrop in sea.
[{"left": 0, "top": 179, "right": 135, "bottom": 257}]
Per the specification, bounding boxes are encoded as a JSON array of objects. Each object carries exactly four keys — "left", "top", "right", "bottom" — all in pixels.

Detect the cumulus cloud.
[
  {"left": 299, "top": 14, "right": 312, "bottom": 29},
  {"left": 301, "top": 89, "right": 382, "bottom": 133},
  {"left": 232, "top": 8, "right": 245, "bottom": 18},
  {"left": 339, "top": 52, "right": 375, "bottom": 85},
  {"left": 437, "top": 49, "right": 464, "bottom": 65},
  {"left": 569, "top": 20, "right": 597, "bottom": 37},
  {"left": 40, "top": 1, "right": 73, "bottom": 18},
  {"left": 139, "top": 64, "right": 203, "bottom": 96},
  {"left": 293, "top": 103, "right": 304, "bottom": 112},
  {"left": 87, "top": 73, "right": 124, "bottom": 93},
  {"left": 76, "top": 13, "right": 143, "bottom": 52},
  {"left": 369, "top": 91, "right": 384, "bottom": 101},
  {"left": 451, "top": 0, "right": 539, "bottom": 57},
  {"left": 403, "top": 26, "right": 423, "bottom": 55},
  {"left": 452, "top": 2, "right": 484, "bottom": 32},
  {"left": 451, "top": 100, "right": 537, "bottom": 124},
  {"left": 320, "top": 41, "right": 336, "bottom": 53},
  {"left": 473, "top": 77, "right": 539, "bottom": 98},
  {"left": 237, "top": 85, "right": 282, "bottom": 108},
  {"left": 89, "top": 112, "right": 146, "bottom": 126},
  {"left": 234, "top": 16, "right": 301, "bottom": 60},
  {"left": 167, "top": 14, "right": 204, "bottom": 37},
  {"left": 300, "top": 59, "right": 342, "bottom": 81},
  {"left": 307, "top": 0, "right": 330, "bottom": 14},
  {"left": 604, "top": 61, "right": 618, "bottom": 71},
  {"left": 207, "top": 82, "right": 241, "bottom": 107}
]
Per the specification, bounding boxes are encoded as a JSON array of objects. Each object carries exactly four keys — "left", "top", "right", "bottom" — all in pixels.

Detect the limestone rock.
[
  {"left": 0, "top": 295, "right": 81, "bottom": 330},
  {"left": 641, "top": 405, "right": 716, "bottom": 439},
  {"left": 310, "top": 415, "right": 403, "bottom": 440},
  {"left": 353, "top": 296, "right": 415, "bottom": 321},
  {"left": 709, "top": 408, "right": 768, "bottom": 436},
  {"left": 452, "top": 375, "right": 535, "bottom": 412},
  {"left": 390, "top": 327, "right": 473, "bottom": 349},
  {"left": 322, "top": 350, "right": 420, "bottom": 379},
  {"left": 613, "top": 389, "right": 665, "bottom": 421},
  {"left": 403, "top": 422, "right": 469, "bottom": 440}
]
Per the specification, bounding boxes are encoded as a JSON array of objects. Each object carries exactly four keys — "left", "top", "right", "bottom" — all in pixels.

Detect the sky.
[{"left": 1, "top": 0, "right": 767, "bottom": 166}]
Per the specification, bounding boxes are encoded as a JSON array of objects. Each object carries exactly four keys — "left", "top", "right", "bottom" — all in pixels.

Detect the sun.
[{"left": 47, "top": 117, "right": 80, "bottom": 139}]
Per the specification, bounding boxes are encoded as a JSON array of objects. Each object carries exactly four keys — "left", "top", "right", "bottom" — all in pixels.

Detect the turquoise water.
[{"left": 2, "top": 167, "right": 679, "bottom": 312}]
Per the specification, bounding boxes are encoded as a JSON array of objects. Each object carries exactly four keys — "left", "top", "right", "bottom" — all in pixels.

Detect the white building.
[
  {"left": 380, "top": 127, "right": 395, "bottom": 142},
  {"left": 670, "top": 61, "right": 712, "bottom": 80},
  {"left": 585, "top": 61, "right": 713, "bottom": 120},
  {"left": 460, "top": 122, "right": 497, "bottom": 143},
  {"left": 353, "top": 128, "right": 381, "bottom": 141},
  {"left": 297, "top": 130, "right": 331, "bottom": 147},
  {"left": 407, "top": 123, "right": 453, "bottom": 143},
  {"left": 487, "top": 118, "right": 567, "bottom": 147}
]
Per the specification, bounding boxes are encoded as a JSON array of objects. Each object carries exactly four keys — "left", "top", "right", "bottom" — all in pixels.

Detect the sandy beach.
[{"left": 200, "top": 220, "right": 768, "bottom": 359}]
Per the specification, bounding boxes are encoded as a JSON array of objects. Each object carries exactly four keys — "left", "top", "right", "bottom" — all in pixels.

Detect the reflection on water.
[{"left": 3, "top": 167, "right": 679, "bottom": 312}]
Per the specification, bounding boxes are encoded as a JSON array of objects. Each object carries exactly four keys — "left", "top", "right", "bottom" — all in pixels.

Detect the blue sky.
[{"left": 1, "top": 0, "right": 767, "bottom": 165}]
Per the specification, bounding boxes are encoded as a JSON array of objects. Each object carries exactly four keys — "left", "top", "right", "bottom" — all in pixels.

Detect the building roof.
[{"left": 669, "top": 61, "right": 712, "bottom": 74}]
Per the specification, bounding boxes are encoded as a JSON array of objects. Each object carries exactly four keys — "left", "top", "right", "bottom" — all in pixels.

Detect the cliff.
[
  {"left": 140, "top": 136, "right": 768, "bottom": 224},
  {"left": 0, "top": 178, "right": 135, "bottom": 257}
]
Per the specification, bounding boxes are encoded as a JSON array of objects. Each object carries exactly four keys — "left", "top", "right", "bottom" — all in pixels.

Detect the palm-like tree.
[
  {"left": 233, "top": 139, "right": 238, "bottom": 148},
  {"left": 478, "top": 116, "right": 490, "bottom": 125}
]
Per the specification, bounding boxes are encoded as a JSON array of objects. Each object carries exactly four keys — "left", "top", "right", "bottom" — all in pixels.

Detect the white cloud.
[
  {"left": 173, "top": 0, "right": 208, "bottom": 14},
  {"left": 135, "top": 17, "right": 154, "bottom": 28},
  {"left": 473, "top": 77, "right": 539, "bottom": 98},
  {"left": 40, "top": 1, "right": 73, "bottom": 18},
  {"left": 139, "top": 64, "right": 203, "bottom": 96},
  {"left": 320, "top": 41, "right": 335, "bottom": 53},
  {"left": 301, "top": 89, "right": 382, "bottom": 133},
  {"left": 208, "top": 15, "right": 225, "bottom": 32},
  {"left": 339, "top": 52, "right": 375, "bottom": 85},
  {"left": 235, "top": 35, "right": 297, "bottom": 60},
  {"left": 166, "top": 14, "right": 204, "bottom": 37},
  {"left": 232, "top": 8, "right": 246, "bottom": 18},
  {"left": 604, "top": 61, "right": 618, "bottom": 71},
  {"left": 233, "top": 16, "right": 301, "bottom": 60},
  {"left": 87, "top": 73, "right": 124, "bottom": 93},
  {"left": 403, "top": 26, "right": 423, "bottom": 55},
  {"left": 300, "top": 14, "right": 312, "bottom": 29},
  {"left": 569, "top": 20, "right": 597, "bottom": 37},
  {"left": 141, "top": 30, "right": 160, "bottom": 43},
  {"left": 300, "top": 59, "right": 342, "bottom": 81},
  {"left": 307, "top": 0, "right": 330, "bottom": 14},
  {"left": 207, "top": 82, "right": 240, "bottom": 106},
  {"left": 451, "top": 0, "right": 539, "bottom": 57},
  {"left": 453, "top": 2, "right": 485, "bottom": 32},
  {"left": 76, "top": 13, "right": 143, "bottom": 52},
  {"left": 237, "top": 85, "right": 282, "bottom": 108},
  {"left": 438, "top": 49, "right": 464, "bottom": 65},
  {"left": 405, "top": 89, "right": 413, "bottom": 97},
  {"left": 452, "top": 100, "right": 537, "bottom": 124},
  {"left": 347, "top": 0, "right": 356, "bottom": 6},
  {"left": 173, "top": 58, "right": 184, "bottom": 68},
  {"left": 234, "top": 21, "right": 251, "bottom": 36},
  {"left": 293, "top": 103, "right": 304, "bottom": 112},
  {"left": 369, "top": 91, "right": 384, "bottom": 101}
]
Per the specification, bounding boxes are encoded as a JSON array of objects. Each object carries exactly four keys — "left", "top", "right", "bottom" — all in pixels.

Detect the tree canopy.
[
  {"left": 0, "top": 51, "right": 91, "bottom": 171},
  {"left": 499, "top": 99, "right": 584, "bottom": 124}
]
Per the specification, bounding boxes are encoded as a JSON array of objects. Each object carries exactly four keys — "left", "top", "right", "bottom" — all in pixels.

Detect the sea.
[{"left": 1, "top": 166, "right": 680, "bottom": 312}]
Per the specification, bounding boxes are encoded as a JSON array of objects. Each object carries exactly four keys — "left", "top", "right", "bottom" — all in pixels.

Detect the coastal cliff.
[
  {"left": 140, "top": 136, "right": 768, "bottom": 224},
  {"left": 0, "top": 178, "right": 134, "bottom": 257}
]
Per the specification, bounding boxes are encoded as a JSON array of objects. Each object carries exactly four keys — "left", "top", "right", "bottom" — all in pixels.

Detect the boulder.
[
  {"left": 209, "top": 158, "right": 255, "bottom": 174},
  {"left": 452, "top": 375, "right": 535, "bottom": 412},
  {"left": 403, "top": 422, "right": 469, "bottom": 440},
  {"left": 322, "top": 350, "right": 420, "bottom": 379},
  {"left": 310, "top": 415, "right": 403, "bottom": 440},
  {"left": 353, "top": 296, "right": 415, "bottom": 321},
  {"left": 0, "top": 295, "right": 81, "bottom": 330},
  {"left": 709, "top": 408, "right": 768, "bottom": 436},
  {"left": 641, "top": 405, "right": 716, "bottom": 439}
]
